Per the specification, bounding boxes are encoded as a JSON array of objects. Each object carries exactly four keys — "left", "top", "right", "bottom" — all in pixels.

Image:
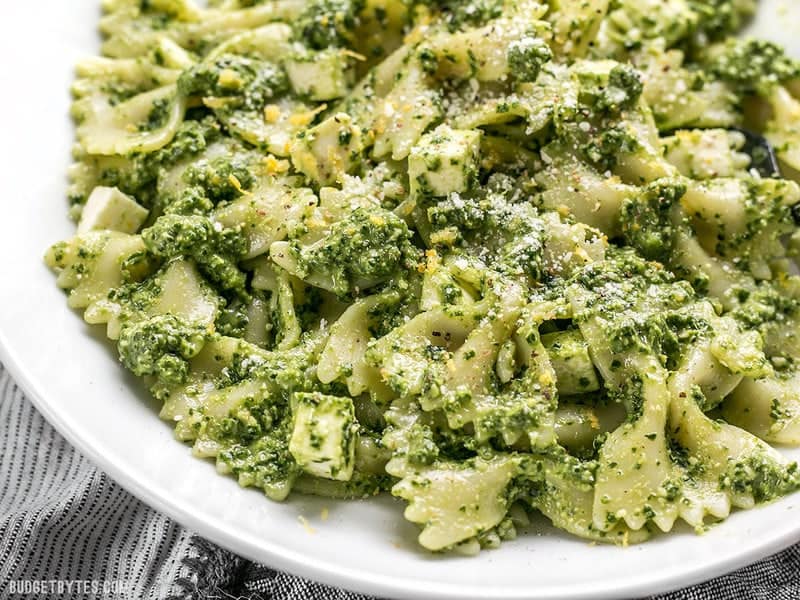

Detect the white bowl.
[{"left": 1, "top": 2, "right": 799, "bottom": 598}]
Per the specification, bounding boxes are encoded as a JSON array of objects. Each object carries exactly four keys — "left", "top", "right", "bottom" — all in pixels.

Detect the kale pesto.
[{"left": 45, "top": 0, "right": 800, "bottom": 555}]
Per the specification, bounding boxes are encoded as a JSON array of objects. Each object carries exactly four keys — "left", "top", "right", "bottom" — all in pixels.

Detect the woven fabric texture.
[{"left": 1, "top": 364, "right": 797, "bottom": 600}]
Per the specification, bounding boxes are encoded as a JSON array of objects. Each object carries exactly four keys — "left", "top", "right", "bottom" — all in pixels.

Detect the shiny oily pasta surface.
[{"left": 46, "top": 0, "right": 800, "bottom": 553}]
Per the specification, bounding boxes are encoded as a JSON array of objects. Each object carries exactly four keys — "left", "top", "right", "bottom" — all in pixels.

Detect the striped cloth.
[{"left": 1, "top": 363, "right": 798, "bottom": 600}]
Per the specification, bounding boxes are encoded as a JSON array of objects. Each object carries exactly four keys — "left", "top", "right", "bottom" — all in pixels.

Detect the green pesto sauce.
[{"left": 45, "top": 0, "right": 800, "bottom": 553}]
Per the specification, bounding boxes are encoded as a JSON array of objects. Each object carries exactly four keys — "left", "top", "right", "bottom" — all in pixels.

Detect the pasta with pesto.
[{"left": 46, "top": 0, "right": 800, "bottom": 553}]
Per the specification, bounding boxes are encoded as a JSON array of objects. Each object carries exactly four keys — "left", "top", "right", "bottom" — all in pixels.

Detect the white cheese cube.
[
  {"left": 289, "top": 392, "right": 358, "bottom": 481},
  {"left": 408, "top": 126, "right": 482, "bottom": 197},
  {"left": 78, "top": 186, "right": 149, "bottom": 234},
  {"left": 286, "top": 50, "right": 353, "bottom": 101}
]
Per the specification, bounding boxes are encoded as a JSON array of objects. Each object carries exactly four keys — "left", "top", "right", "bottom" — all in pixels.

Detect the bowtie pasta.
[{"left": 46, "top": 0, "right": 800, "bottom": 553}]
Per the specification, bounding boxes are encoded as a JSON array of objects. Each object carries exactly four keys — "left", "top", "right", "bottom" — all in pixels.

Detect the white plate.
[{"left": 1, "top": 2, "right": 800, "bottom": 599}]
